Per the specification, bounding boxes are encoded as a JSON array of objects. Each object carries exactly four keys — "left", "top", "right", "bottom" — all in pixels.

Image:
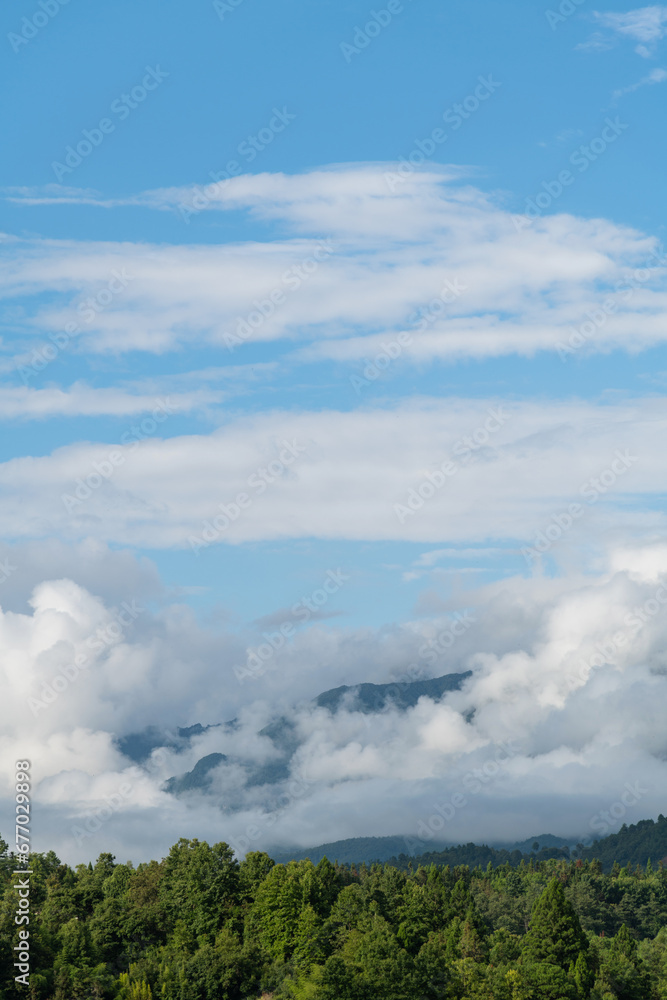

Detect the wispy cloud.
[
  {"left": 612, "top": 65, "right": 667, "bottom": 96},
  {"left": 587, "top": 6, "right": 667, "bottom": 56},
  {"left": 1, "top": 168, "right": 666, "bottom": 368},
  {"left": 0, "top": 383, "right": 222, "bottom": 421},
  {"left": 0, "top": 394, "right": 661, "bottom": 550}
]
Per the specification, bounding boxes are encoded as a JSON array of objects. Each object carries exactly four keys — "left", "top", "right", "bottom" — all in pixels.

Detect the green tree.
[
  {"left": 460, "top": 905, "right": 489, "bottom": 962},
  {"left": 594, "top": 924, "right": 650, "bottom": 1000},
  {"left": 247, "top": 861, "right": 306, "bottom": 961},
  {"left": 160, "top": 838, "right": 239, "bottom": 942},
  {"left": 414, "top": 931, "right": 460, "bottom": 999},
  {"left": 522, "top": 878, "right": 588, "bottom": 969},
  {"left": 521, "top": 961, "right": 578, "bottom": 1000},
  {"left": 238, "top": 850, "right": 274, "bottom": 897},
  {"left": 318, "top": 953, "right": 372, "bottom": 1000}
]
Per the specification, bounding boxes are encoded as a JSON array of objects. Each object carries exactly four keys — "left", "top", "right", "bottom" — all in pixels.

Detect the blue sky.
[
  {"left": 1, "top": 0, "right": 666, "bottom": 628},
  {"left": 3, "top": 0, "right": 667, "bottom": 860}
]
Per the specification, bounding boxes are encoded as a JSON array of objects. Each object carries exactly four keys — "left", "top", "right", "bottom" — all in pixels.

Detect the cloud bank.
[{"left": 2, "top": 546, "right": 667, "bottom": 863}]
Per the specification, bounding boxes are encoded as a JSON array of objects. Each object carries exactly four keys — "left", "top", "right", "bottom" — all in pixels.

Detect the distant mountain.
[
  {"left": 503, "top": 833, "right": 571, "bottom": 853},
  {"left": 116, "top": 669, "right": 666, "bottom": 873},
  {"left": 268, "top": 835, "right": 450, "bottom": 867},
  {"left": 115, "top": 670, "right": 472, "bottom": 795},
  {"left": 163, "top": 752, "right": 227, "bottom": 795},
  {"left": 578, "top": 814, "right": 667, "bottom": 869},
  {"left": 386, "top": 815, "right": 667, "bottom": 873},
  {"left": 314, "top": 672, "right": 471, "bottom": 714},
  {"left": 387, "top": 841, "right": 570, "bottom": 871},
  {"left": 265, "top": 832, "right": 572, "bottom": 867},
  {"left": 117, "top": 722, "right": 223, "bottom": 763},
  {"left": 266, "top": 816, "right": 667, "bottom": 872}
]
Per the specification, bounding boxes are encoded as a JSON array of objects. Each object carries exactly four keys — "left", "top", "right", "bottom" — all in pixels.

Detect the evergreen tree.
[
  {"left": 522, "top": 877, "right": 588, "bottom": 969},
  {"left": 3, "top": 832, "right": 667, "bottom": 1000},
  {"left": 459, "top": 906, "right": 489, "bottom": 962},
  {"left": 594, "top": 924, "right": 650, "bottom": 1000}
]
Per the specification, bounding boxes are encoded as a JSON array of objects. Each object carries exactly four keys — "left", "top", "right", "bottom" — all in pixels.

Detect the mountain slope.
[
  {"left": 138, "top": 669, "right": 472, "bottom": 795},
  {"left": 314, "top": 671, "right": 472, "bottom": 714},
  {"left": 267, "top": 816, "right": 667, "bottom": 871}
]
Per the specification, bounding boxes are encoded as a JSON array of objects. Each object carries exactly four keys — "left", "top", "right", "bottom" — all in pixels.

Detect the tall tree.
[{"left": 522, "top": 878, "right": 588, "bottom": 969}]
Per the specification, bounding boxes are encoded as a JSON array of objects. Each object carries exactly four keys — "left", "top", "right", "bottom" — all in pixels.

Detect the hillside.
[
  {"left": 578, "top": 815, "right": 667, "bottom": 870},
  {"left": 3, "top": 834, "right": 667, "bottom": 999},
  {"left": 268, "top": 835, "right": 449, "bottom": 867},
  {"left": 269, "top": 815, "right": 667, "bottom": 873},
  {"left": 387, "top": 815, "right": 667, "bottom": 873}
]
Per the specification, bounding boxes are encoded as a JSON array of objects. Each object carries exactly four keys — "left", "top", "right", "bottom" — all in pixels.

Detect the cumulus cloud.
[
  {"left": 2, "top": 164, "right": 666, "bottom": 866},
  {"left": 1, "top": 550, "right": 667, "bottom": 864},
  {"left": 0, "top": 538, "right": 163, "bottom": 615}
]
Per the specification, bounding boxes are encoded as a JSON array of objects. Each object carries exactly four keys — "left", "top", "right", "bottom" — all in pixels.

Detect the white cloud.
[
  {"left": 1, "top": 554, "right": 667, "bottom": 862},
  {"left": 597, "top": 6, "right": 667, "bottom": 40},
  {"left": 589, "top": 6, "right": 667, "bottom": 56},
  {"left": 2, "top": 168, "right": 666, "bottom": 364},
  {"left": 612, "top": 66, "right": 667, "bottom": 97},
  {"left": 414, "top": 547, "right": 508, "bottom": 567},
  {"left": 609, "top": 541, "right": 667, "bottom": 580},
  {"left": 0, "top": 395, "right": 664, "bottom": 550},
  {"left": 0, "top": 383, "right": 221, "bottom": 420}
]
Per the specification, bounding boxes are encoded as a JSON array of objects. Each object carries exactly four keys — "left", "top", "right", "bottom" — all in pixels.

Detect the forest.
[
  {"left": 2, "top": 831, "right": 667, "bottom": 999},
  {"left": 388, "top": 814, "right": 667, "bottom": 874}
]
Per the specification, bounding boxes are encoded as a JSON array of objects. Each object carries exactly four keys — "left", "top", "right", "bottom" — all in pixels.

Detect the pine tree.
[
  {"left": 611, "top": 923, "right": 638, "bottom": 961},
  {"left": 594, "top": 923, "right": 649, "bottom": 1000},
  {"left": 459, "top": 906, "right": 488, "bottom": 962},
  {"left": 450, "top": 876, "right": 471, "bottom": 917},
  {"left": 522, "top": 878, "right": 588, "bottom": 969},
  {"left": 572, "top": 950, "right": 594, "bottom": 996}
]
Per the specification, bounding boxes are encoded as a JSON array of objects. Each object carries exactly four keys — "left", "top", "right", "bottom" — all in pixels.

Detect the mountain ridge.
[{"left": 266, "top": 815, "right": 667, "bottom": 872}]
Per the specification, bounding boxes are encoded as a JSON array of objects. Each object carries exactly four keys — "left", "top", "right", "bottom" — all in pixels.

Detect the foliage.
[{"left": 2, "top": 834, "right": 667, "bottom": 999}]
